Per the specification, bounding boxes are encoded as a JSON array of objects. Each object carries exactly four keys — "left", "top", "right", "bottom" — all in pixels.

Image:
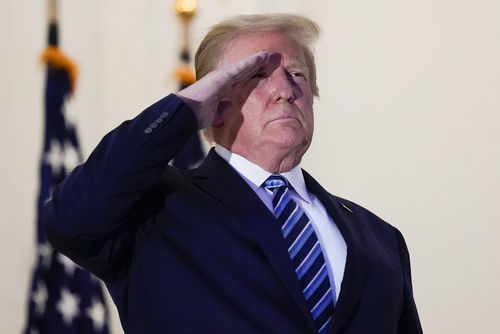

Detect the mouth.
[
  {"left": 270, "top": 114, "right": 300, "bottom": 122},
  {"left": 269, "top": 118, "right": 301, "bottom": 128}
]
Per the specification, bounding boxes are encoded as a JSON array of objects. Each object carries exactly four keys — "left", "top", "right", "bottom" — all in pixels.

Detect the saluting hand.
[{"left": 175, "top": 51, "right": 280, "bottom": 129}]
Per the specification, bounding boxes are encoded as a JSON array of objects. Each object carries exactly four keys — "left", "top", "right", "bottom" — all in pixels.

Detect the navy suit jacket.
[{"left": 44, "top": 94, "right": 423, "bottom": 333}]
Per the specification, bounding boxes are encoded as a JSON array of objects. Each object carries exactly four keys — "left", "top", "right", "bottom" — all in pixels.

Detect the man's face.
[{"left": 214, "top": 32, "right": 314, "bottom": 170}]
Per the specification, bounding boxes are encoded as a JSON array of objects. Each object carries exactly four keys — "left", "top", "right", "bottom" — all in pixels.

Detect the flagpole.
[
  {"left": 172, "top": 0, "right": 204, "bottom": 169},
  {"left": 176, "top": 0, "right": 196, "bottom": 53},
  {"left": 47, "top": 0, "right": 57, "bottom": 23},
  {"left": 174, "top": 0, "right": 197, "bottom": 87}
]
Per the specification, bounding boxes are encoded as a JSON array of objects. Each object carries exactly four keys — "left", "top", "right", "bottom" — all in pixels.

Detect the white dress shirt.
[{"left": 214, "top": 145, "right": 347, "bottom": 303}]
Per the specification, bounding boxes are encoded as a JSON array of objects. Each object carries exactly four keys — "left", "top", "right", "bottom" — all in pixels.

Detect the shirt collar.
[{"left": 214, "top": 144, "right": 312, "bottom": 203}]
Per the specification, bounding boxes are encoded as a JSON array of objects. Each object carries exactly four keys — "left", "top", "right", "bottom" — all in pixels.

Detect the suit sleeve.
[
  {"left": 43, "top": 94, "right": 199, "bottom": 282},
  {"left": 396, "top": 229, "right": 424, "bottom": 334}
]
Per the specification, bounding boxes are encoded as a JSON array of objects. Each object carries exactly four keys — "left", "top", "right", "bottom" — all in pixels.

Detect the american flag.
[{"left": 24, "top": 21, "right": 110, "bottom": 334}]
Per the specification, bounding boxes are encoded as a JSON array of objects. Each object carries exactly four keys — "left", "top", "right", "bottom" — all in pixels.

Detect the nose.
[{"left": 269, "top": 68, "right": 296, "bottom": 103}]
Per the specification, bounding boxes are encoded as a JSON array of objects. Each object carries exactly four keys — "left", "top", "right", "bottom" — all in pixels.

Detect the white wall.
[{"left": 1, "top": 0, "right": 499, "bottom": 333}]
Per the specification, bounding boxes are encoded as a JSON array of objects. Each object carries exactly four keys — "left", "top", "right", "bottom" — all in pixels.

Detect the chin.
[{"left": 272, "top": 132, "right": 309, "bottom": 152}]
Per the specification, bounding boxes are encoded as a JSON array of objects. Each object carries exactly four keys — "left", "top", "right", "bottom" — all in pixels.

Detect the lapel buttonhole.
[{"left": 340, "top": 202, "right": 353, "bottom": 214}]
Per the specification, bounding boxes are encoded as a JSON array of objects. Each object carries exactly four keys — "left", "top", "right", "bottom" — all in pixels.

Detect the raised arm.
[{"left": 44, "top": 51, "right": 280, "bottom": 281}]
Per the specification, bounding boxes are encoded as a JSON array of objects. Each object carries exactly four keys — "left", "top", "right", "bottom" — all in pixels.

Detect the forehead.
[{"left": 218, "top": 32, "right": 307, "bottom": 67}]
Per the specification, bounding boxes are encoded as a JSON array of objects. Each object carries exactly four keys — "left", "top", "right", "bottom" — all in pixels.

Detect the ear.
[{"left": 212, "top": 100, "right": 232, "bottom": 128}]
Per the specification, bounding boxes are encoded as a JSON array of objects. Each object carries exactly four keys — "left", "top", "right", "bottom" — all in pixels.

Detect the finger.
[
  {"left": 240, "top": 53, "right": 277, "bottom": 80},
  {"left": 226, "top": 51, "right": 272, "bottom": 81},
  {"left": 268, "top": 52, "right": 282, "bottom": 68},
  {"left": 238, "top": 53, "right": 281, "bottom": 87},
  {"left": 251, "top": 52, "right": 281, "bottom": 77},
  {"left": 213, "top": 51, "right": 280, "bottom": 100}
]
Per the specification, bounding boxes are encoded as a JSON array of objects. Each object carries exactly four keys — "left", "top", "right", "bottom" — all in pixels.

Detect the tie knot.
[{"left": 263, "top": 175, "right": 288, "bottom": 191}]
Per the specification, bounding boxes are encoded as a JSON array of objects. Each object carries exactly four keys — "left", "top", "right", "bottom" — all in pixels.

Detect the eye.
[
  {"left": 289, "top": 71, "right": 307, "bottom": 81},
  {"left": 251, "top": 72, "right": 268, "bottom": 79}
]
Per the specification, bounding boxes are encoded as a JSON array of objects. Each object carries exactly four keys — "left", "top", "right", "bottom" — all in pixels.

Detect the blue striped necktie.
[{"left": 263, "top": 175, "right": 334, "bottom": 334}]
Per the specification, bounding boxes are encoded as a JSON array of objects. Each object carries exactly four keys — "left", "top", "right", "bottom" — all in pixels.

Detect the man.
[{"left": 44, "top": 14, "right": 423, "bottom": 333}]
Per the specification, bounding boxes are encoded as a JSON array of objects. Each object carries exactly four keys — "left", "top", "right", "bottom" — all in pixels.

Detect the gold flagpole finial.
[
  {"left": 175, "top": 0, "right": 197, "bottom": 20},
  {"left": 47, "top": 0, "right": 58, "bottom": 22}
]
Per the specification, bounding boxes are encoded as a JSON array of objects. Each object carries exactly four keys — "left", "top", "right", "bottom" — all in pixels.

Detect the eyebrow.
[{"left": 286, "top": 58, "right": 308, "bottom": 71}]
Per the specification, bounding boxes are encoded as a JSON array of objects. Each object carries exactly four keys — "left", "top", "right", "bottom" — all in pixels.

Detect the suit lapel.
[
  {"left": 303, "top": 171, "right": 372, "bottom": 334},
  {"left": 192, "top": 150, "right": 316, "bottom": 331}
]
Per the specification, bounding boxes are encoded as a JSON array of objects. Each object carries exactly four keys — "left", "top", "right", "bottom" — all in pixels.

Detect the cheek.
[
  {"left": 240, "top": 90, "right": 267, "bottom": 120},
  {"left": 243, "top": 84, "right": 268, "bottom": 105},
  {"left": 308, "top": 108, "right": 314, "bottom": 125},
  {"left": 299, "top": 102, "right": 314, "bottom": 125}
]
